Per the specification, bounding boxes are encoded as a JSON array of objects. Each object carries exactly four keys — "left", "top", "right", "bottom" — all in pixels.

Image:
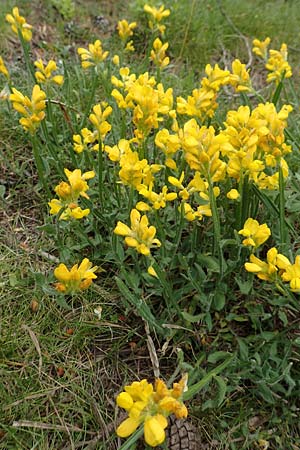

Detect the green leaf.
[
  {"left": 237, "top": 337, "right": 248, "bottom": 361},
  {"left": 235, "top": 276, "right": 253, "bottom": 294},
  {"left": 115, "top": 277, "right": 163, "bottom": 333},
  {"left": 54, "top": 294, "right": 72, "bottom": 310},
  {"left": 208, "top": 351, "right": 232, "bottom": 364},
  {"left": 258, "top": 383, "right": 275, "bottom": 404},
  {"left": 213, "top": 291, "right": 225, "bottom": 311},
  {"left": 215, "top": 376, "right": 227, "bottom": 407},
  {"left": 197, "top": 254, "right": 220, "bottom": 273},
  {"left": 278, "top": 309, "right": 288, "bottom": 326},
  {"left": 184, "top": 354, "right": 235, "bottom": 401},
  {"left": 0, "top": 185, "right": 5, "bottom": 199},
  {"left": 181, "top": 311, "right": 204, "bottom": 323}
]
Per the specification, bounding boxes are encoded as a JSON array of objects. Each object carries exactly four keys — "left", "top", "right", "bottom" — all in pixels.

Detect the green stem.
[
  {"left": 98, "top": 141, "right": 104, "bottom": 206},
  {"left": 184, "top": 354, "right": 235, "bottom": 401},
  {"left": 31, "top": 135, "right": 51, "bottom": 197},
  {"left": 18, "top": 30, "right": 35, "bottom": 83},
  {"left": 278, "top": 160, "right": 288, "bottom": 252},
  {"left": 80, "top": 69, "right": 98, "bottom": 129},
  {"left": 118, "top": 426, "right": 144, "bottom": 450},
  {"left": 207, "top": 172, "right": 223, "bottom": 275}
]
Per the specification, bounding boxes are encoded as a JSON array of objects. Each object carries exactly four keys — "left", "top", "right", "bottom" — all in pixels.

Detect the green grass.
[{"left": 1, "top": 0, "right": 300, "bottom": 449}]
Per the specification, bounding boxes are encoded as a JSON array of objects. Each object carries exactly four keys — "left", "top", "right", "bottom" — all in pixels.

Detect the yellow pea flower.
[
  {"left": 89, "top": 103, "right": 112, "bottom": 141},
  {"left": 266, "top": 43, "right": 292, "bottom": 85},
  {"left": 6, "top": 7, "right": 32, "bottom": 41},
  {"left": 144, "top": 4, "right": 170, "bottom": 34},
  {"left": 114, "top": 209, "right": 161, "bottom": 256},
  {"left": 226, "top": 189, "right": 240, "bottom": 200},
  {"left": 245, "top": 247, "right": 290, "bottom": 282},
  {"left": 150, "top": 38, "right": 169, "bottom": 69},
  {"left": 252, "top": 37, "right": 271, "bottom": 59},
  {"left": 10, "top": 85, "right": 46, "bottom": 134},
  {"left": 281, "top": 255, "right": 300, "bottom": 292},
  {"left": 117, "top": 19, "right": 137, "bottom": 41},
  {"left": 238, "top": 218, "right": 271, "bottom": 248},
  {"left": 34, "top": 59, "right": 64, "bottom": 86},
  {"left": 78, "top": 40, "right": 109, "bottom": 69},
  {"left": 54, "top": 258, "right": 98, "bottom": 294},
  {"left": 229, "top": 59, "right": 251, "bottom": 93}
]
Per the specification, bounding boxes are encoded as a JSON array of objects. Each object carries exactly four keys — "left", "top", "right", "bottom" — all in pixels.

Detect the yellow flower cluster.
[
  {"left": 112, "top": 68, "right": 174, "bottom": 141},
  {"left": 116, "top": 376, "right": 187, "bottom": 447},
  {"left": 0, "top": 56, "right": 9, "bottom": 78},
  {"left": 73, "top": 103, "right": 112, "bottom": 153},
  {"left": 150, "top": 38, "right": 169, "bottom": 69},
  {"left": 10, "top": 85, "right": 46, "bottom": 134},
  {"left": 241, "top": 222, "right": 300, "bottom": 293},
  {"left": 6, "top": 7, "right": 32, "bottom": 42},
  {"left": 77, "top": 40, "right": 109, "bottom": 69},
  {"left": 34, "top": 59, "right": 64, "bottom": 86},
  {"left": 239, "top": 218, "right": 271, "bottom": 248},
  {"left": 114, "top": 208, "right": 161, "bottom": 256},
  {"left": 48, "top": 169, "right": 95, "bottom": 220},
  {"left": 221, "top": 103, "right": 292, "bottom": 189},
  {"left": 252, "top": 38, "right": 292, "bottom": 84},
  {"left": 54, "top": 258, "right": 97, "bottom": 294},
  {"left": 117, "top": 19, "right": 137, "bottom": 52},
  {"left": 144, "top": 4, "right": 170, "bottom": 35}
]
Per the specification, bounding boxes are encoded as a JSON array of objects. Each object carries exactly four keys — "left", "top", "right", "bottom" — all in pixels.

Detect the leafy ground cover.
[{"left": 1, "top": 1, "right": 300, "bottom": 449}]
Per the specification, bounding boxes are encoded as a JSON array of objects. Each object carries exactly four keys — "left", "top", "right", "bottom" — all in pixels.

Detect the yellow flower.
[
  {"left": 150, "top": 38, "right": 169, "bottom": 68},
  {"left": 49, "top": 169, "right": 94, "bottom": 220},
  {"left": 281, "top": 255, "right": 300, "bottom": 292},
  {"left": 144, "top": 415, "right": 167, "bottom": 446},
  {"left": 147, "top": 266, "right": 158, "bottom": 277},
  {"left": 112, "top": 54, "right": 120, "bottom": 66},
  {"left": 54, "top": 258, "right": 97, "bottom": 294},
  {"left": 78, "top": 40, "right": 109, "bottom": 69},
  {"left": 34, "top": 59, "right": 64, "bottom": 86},
  {"left": 180, "top": 119, "right": 228, "bottom": 181},
  {"left": 6, "top": 7, "right": 32, "bottom": 41},
  {"left": 138, "top": 183, "right": 177, "bottom": 210},
  {"left": 238, "top": 218, "right": 271, "bottom": 248},
  {"left": 73, "top": 128, "right": 99, "bottom": 153},
  {"left": 10, "top": 85, "right": 46, "bottom": 134},
  {"left": 252, "top": 37, "right": 271, "bottom": 59},
  {"left": 125, "top": 40, "right": 135, "bottom": 52},
  {"left": 63, "top": 168, "right": 95, "bottom": 199},
  {"left": 48, "top": 199, "right": 90, "bottom": 220},
  {"left": 245, "top": 247, "right": 290, "bottom": 282},
  {"left": 229, "top": 59, "right": 251, "bottom": 93},
  {"left": 114, "top": 209, "right": 161, "bottom": 256},
  {"left": 265, "top": 43, "right": 292, "bottom": 85},
  {"left": 117, "top": 19, "right": 136, "bottom": 41},
  {"left": 226, "top": 189, "right": 240, "bottom": 200},
  {"left": 0, "top": 56, "right": 9, "bottom": 78},
  {"left": 144, "top": 4, "right": 170, "bottom": 34},
  {"left": 89, "top": 103, "right": 112, "bottom": 141}
]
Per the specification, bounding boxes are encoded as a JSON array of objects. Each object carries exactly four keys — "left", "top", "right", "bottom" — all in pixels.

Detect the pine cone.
[{"left": 166, "top": 417, "right": 200, "bottom": 450}]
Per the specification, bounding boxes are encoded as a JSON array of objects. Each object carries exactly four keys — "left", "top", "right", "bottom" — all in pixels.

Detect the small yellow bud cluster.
[
  {"left": 73, "top": 103, "right": 112, "bottom": 153},
  {"left": 34, "top": 59, "right": 64, "bottom": 86},
  {"left": 48, "top": 169, "right": 95, "bottom": 220},
  {"left": 252, "top": 38, "right": 292, "bottom": 85},
  {"left": 77, "top": 40, "right": 109, "bottom": 69},
  {"left": 6, "top": 7, "right": 32, "bottom": 42},
  {"left": 10, "top": 85, "right": 46, "bottom": 134}
]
